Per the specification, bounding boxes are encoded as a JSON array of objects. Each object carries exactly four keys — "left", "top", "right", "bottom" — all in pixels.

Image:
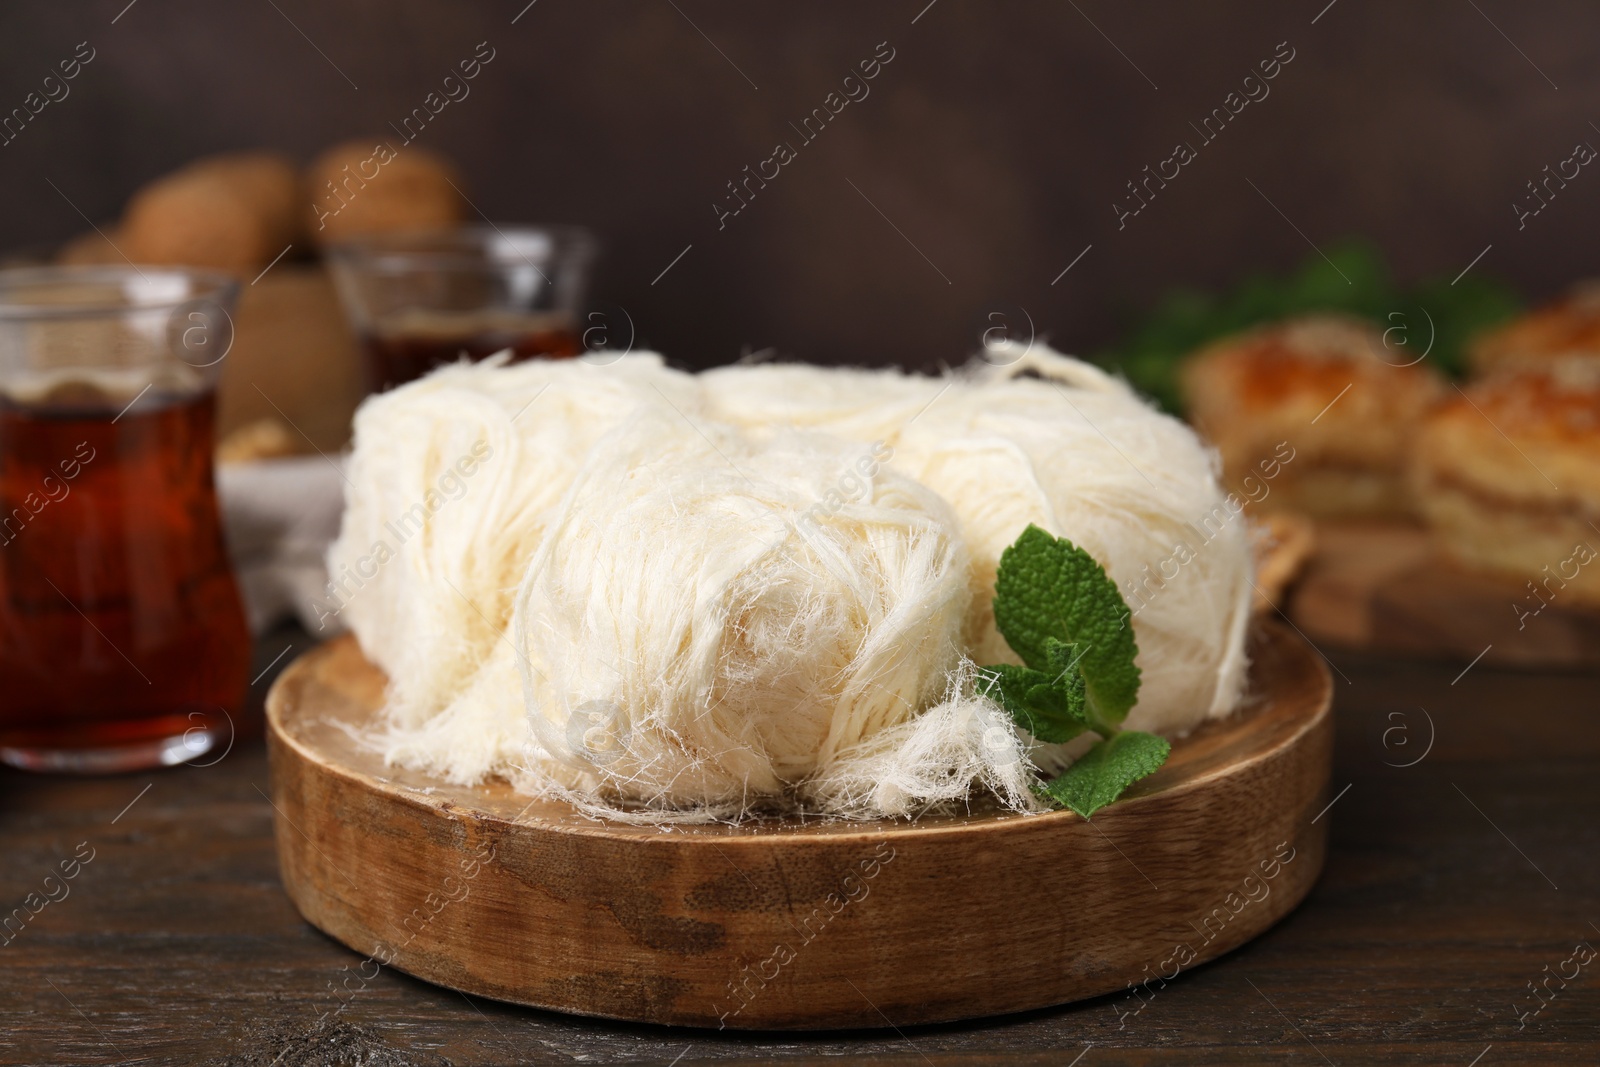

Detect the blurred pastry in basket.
[
  {"left": 1181, "top": 315, "right": 1445, "bottom": 519},
  {"left": 1469, "top": 281, "right": 1600, "bottom": 375},
  {"left": 216, "top": 264, "right": 364, "bottom": 454},
  {"left": 120, "top": 152, "right": 303, "bottom": 276},
  {"left": 57, "top": 227, "right": 128, "bottom": 266},
  {"left": 1411, "top": 357, "right": 1600, "bottom": 606},
  {"left": 305, "top": 139, "right": 465, "bottom": 247}
]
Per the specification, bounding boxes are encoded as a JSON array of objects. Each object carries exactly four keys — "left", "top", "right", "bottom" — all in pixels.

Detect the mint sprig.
[
  {"left": 1038, "top": 730, "right": 1170, "bottom": 816},
  {"left": 977, "top": 524, "right": 1169, "bottom": 818}
]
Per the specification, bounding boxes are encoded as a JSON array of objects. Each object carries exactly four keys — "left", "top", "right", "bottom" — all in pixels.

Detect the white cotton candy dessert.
[
  {"left": 702, "top": 343, "right": 1253, "bottom": 739},
  {"left": 327, "top": 343, "right": 1254, "bottom": 822},
  {"left": 699, "top": 360, "right": 949, "bottom": 444},
  {"left": 325, "top": 353, "right": 697, "bottom": 777},
  {"left": 506, "top": 412, "right": 1034, "bottom": 819}
]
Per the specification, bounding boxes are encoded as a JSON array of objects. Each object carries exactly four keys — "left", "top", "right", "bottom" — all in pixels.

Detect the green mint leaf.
[
  {"left": 1041, "top": 637, "right": 1079, "bottom": 676},
  {"left": 977, "top": 664, "right": 1052, "bottom": 717},
  {"left": 1024, "top": 638, "right": 1090, "bottom": 726},
  {"left": 1040, "top": 730, "right": 1171, "bottom": 818},
  {"left": 977, "top": 664, "right": 1087, "bottom": 744},
  {"left": 1023, "top": 678, "right": 1089, "bottom": 741},
  {"left": 992, "top": 524, "right": 1141, "bottom": 726}
]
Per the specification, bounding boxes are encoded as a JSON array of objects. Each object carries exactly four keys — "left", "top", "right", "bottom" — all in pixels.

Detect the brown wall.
[{"left": 0, "top": 1, "right": 1595, "bottom": 371}]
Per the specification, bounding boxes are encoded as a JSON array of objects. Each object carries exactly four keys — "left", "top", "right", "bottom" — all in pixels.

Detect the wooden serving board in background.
[
  {"left": 1289, "top": 521, "right": 1600, "bottom": 669},
  {"left": 265, "top": 622, "right": 1332, "bottom": 1031}
]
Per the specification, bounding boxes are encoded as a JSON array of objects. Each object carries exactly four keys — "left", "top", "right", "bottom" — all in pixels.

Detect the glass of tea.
[
  {"left": 326, "top": 225, "right": 597, "bottom": 393},
  {"left": 0, "top": 266, "right": 250, "bottom": 772}
]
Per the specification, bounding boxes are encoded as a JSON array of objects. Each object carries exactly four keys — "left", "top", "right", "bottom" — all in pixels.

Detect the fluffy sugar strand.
[
  {"left": 328, "top": 345, "right": 1253, "bottom": 821},
  {"left": 509, "top": 414, "right": 1004, "bottom": 820}
]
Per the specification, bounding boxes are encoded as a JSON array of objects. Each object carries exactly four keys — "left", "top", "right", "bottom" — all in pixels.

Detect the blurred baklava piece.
[
  {"left": 1471, "top": 281, "right": 1600, "bottom": 375},
  {"left": 1181, "top": 316, "right": 1443, "bottom": 518},
  {"left": 1411, "top": 359, "right": 1600, "bottom": 604}
]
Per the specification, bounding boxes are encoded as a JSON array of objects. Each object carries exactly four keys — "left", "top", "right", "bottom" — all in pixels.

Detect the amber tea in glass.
[
  {"left": 327, "top": 226, "right": 595, "bottom": 393},
  {"left": 0, "top": 267, "right": 249, "bottom": 772}
]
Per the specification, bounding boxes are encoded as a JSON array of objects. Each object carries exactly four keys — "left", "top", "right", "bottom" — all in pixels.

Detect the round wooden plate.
[{"left": 266, "top": 620, "right": 1332, "bottom": 1030}]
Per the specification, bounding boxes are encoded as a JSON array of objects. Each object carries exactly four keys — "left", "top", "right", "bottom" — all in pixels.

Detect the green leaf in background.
[
  {"left": 1404, "top": 274, "right": 1524, "bottom": 379},
  {"left": 1039, "top": 730, "right": 1172, "bottom": 819},
  {"left": 1099, "top": 239, "right": 1522, "bottom": 412}
]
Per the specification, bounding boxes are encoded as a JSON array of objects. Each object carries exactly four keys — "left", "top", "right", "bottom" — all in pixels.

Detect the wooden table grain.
[{"left": 1, "top": 624, "right": 1596, "bottom": 1065}]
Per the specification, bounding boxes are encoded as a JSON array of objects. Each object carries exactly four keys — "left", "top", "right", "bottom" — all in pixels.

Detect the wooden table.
[{"left": 2, "top": 624, "right": 1596, "bottom": 1065}]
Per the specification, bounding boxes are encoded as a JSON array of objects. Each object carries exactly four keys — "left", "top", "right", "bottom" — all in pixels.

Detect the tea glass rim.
[
  {"left": 0, "top": 265, "right": 239, "bottom": 321},
  {"left": 325, "top": 224, "right": 598, "bottom": 275}
]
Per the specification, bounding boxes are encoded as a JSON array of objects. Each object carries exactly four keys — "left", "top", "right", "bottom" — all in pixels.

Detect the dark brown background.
[{"left": 0, "top": 0, "right": 1593, "bottom": 372}]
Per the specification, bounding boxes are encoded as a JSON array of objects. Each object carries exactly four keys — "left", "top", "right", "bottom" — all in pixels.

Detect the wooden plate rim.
[{"left": 266, "top": 619, "right": 1332, "bottom": 844}]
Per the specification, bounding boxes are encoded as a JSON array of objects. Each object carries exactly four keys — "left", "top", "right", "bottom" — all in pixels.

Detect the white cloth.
[{"left": 217, "top": 456, "right": 346, "bottom": 635}]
